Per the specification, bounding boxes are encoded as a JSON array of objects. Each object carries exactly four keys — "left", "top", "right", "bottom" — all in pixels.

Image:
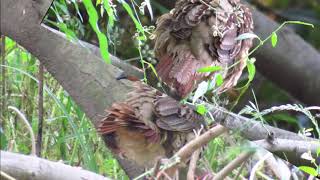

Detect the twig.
[
  {"left": 36, "top": 62, "right": 44, "bottom": 157},
  {"left": 234, "top": 162, "right": 246, "bottom": 180},
  {"left": 213, "top": 151, "right": 255, "bottom": 180},
  {"left": 254, "top": 138, "right": 319, "bottom": 157},
  {"left": 0, "top": 171, "right": 16, "bottom": 180},
  {"left": 1, "top": 36, "right": 6, "bottom": 118},
  {"left": 187, "top": 148, "right": 201, "bottom": 180},
  {"left": 8, "top": 106, "right": 36, "bottom": 155},
  {"left": 176, "top": 125, "right": 228, "bottom": 162},
  {"left": 249, "top": 152, "right": 273, "bottom": 180},
  {"left": 152, "top": 157, "right": 162, "bottom": 178}
]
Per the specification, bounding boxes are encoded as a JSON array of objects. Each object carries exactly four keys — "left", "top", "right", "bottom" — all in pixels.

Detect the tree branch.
[
  {"left": 0, "top": 151, "right": 111, "bottom": 180},
  {"left": 1, "top": 0, "right": 144, "bottom": 177},
  {"left": 213, "top": 151, "right": 255, "bottom": 180}
]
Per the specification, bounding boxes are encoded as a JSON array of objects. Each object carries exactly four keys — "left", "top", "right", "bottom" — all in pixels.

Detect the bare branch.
[
  {"left": 187, "top": 149, "right": 201, "bottom": 180},
  {"left": 254, "top": 138, "right": 319, "bottom": 157},
  {"left": 0, "top": 151, "right": 111, "bottom": 180},
  {"left": 176, "top": 125, "right": 228, "bottom": 162},
  {"left": 213, "top": 151, "right": 255, "bottom": 180}
]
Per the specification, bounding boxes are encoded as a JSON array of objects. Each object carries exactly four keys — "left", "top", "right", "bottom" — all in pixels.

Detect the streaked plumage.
[
  {"left": 154, "top": 0, "right": 254, "bottom": 98},
  {"left": 98, "top": 82, "right": 205, "bottom": 167}
]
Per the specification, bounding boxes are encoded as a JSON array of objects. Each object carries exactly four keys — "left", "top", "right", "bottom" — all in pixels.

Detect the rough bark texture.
[
  {"left": 0, "top": 0, "right": 144, "bottom": 177},
  {"left": 0, "top": 151, "right": 111, "bottom": 180},
  {"left": 155, "top": 0, "right": 320, "bottom": 105}
]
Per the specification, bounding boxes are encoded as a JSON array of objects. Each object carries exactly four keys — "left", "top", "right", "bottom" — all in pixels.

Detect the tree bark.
[{"left": 0, "top": 0, "right": 144, "bottom": 177}]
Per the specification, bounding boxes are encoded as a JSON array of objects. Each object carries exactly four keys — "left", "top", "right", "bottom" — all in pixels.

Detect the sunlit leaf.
[
  {"left": 247, "top": 58, "right": 256, "bottom": 83},
  {"left": 119, "top": 0, "right": 146, "bottom": 41},
  {"left": 197, "top": 66, "right": 222, "bottom": 73},
  {"left": 271, "top": 32, "right": 278, "bottom": 47},
  {"left": 103, "top": 0, "right": 116, "bottom": 29},
  {"left": 83, "top": 0, "right": 110, "bottom": 63},
  {"left": 299, "top": 166, "right": 318, "bottom": 176},
  {"left": 215, "top": 74, "right": 224, "bottom": 87},
  {"left": 196, "top": 104, "right": 207, "bottom": 115}
]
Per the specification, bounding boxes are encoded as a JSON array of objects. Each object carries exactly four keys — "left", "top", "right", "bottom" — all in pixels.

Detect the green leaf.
[
  {"left": 285, "top": 21, "right": 314, "bottom": 28},
  {"left": 216, "top": 74, "right": 224, "bottom": 87},
  {"left": 83, "top": 0, "right": 110, "bottom": 63},
  {"left": 196, "top": 104, "right": 207, "bottom": 115},
  {"left": 271, "top": 32, "right": 278, "bottom": 47},
  {"left": 197, "top": 66, "right": 222, "bottom": 73},
  {"left": 103, "top": 0, "right": 115, "bottom": 29},
  {"left": 299, "top": 166, "right": 318, "bottom": 176},
  {"left": 317, "top": 147, "right": 320, "bottom": 156},
  {"left": 120, "top": 0, "right": 146, "bottom": 41},
  {"left": 56, "top": 22, "right": 77, "bottom": 40},
  {"left": 247, "top": 58, "right": 256, "bottom": 83}
]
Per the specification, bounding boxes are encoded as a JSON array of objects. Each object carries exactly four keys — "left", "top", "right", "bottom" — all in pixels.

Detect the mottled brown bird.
[
  {"left": 98, "top": 82, "right": 205, "bottom": 168},
  {"left": 154, "top": 0, "right": 254, "bottom": 98}
]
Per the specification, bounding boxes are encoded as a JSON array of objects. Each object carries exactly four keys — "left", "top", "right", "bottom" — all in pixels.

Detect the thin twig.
[
  {"left": 152, "top": 157, "right": 163, "bottom": 178},
  {"left": 0, "top": 171, "right": 16, "bottom": 180},
  {"left": 187, "top": 149, "right": 201, "bottom": 180},
  {"left": 176, "top": 125, "right": 227, "bottom": 162},
  {"left": 1, "top": 36, "right": 6, "bottom": 118},
  {"left": 234, "top": 162, "right": 246, "bottom": 180},
  {"left": 36, "top": 62, "right": 44, "bottom": 157},
  {"left": 8, "top": 106, "right": 36, "bottom": 155},
  {"left": 213, "top": 151, "right": 255, "bottom": 180},
  {"left": 249, "top": 152, "right": 273, "bottom": 180}
]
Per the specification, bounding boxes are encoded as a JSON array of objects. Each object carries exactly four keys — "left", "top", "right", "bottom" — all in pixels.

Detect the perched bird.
[
  {"left": 98, "top": 82, "right": 205, "bottom": 168},
  {"left": 154, "top": 0, "right": 254, "bottom": 98}
]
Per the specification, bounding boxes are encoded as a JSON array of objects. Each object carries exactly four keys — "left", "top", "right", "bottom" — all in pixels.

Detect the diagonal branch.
[{"left": 0, "top": 151, "right": 112, "bottom": 180}]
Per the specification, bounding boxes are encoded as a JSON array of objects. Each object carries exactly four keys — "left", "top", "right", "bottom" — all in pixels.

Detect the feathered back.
[
  {"left": 154, "top": 0, "right": 254, "bottom": 98},
  {"left": 98, "top": 82, "right": 205, "bottom": 167}
]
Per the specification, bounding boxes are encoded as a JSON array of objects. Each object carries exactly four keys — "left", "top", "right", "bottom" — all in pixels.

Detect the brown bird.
[
  {"left": 154, "top": 0, "right": 254, "bottom": 98},
  {"left": 98, "top": 82, "right": 205, "bottom": 168}
]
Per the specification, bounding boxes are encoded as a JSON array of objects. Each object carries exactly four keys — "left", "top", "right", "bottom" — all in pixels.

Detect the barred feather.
[{"left": 154, "top": 0, "right": 254, "bottom": 98}]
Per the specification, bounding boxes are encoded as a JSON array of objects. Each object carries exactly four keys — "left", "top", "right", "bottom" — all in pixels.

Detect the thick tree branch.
[
  {"left": 0, "top": 151, "right": 111, "bottom": 180},
  {"left": 1, "top": 0, "right": 144, "bottom": 178}
]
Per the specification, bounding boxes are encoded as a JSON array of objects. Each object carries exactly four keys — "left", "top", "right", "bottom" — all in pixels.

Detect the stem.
[
  {"left": 36, "top": 62, "right": 44, "bottom": 157},
  {"left": 8, "top": 106, "right": 36, "bottom": 155},
  {"left": 1, "top": 36, "right": 5, "bottom": 118}
]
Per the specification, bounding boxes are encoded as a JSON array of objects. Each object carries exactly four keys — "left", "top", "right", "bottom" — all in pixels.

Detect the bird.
[
  {"left": 98, "top": 82, "right": 206, "bottom": 168},
  {"left": 153, "top": 0, "right": 254, "bottom": 99}
]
